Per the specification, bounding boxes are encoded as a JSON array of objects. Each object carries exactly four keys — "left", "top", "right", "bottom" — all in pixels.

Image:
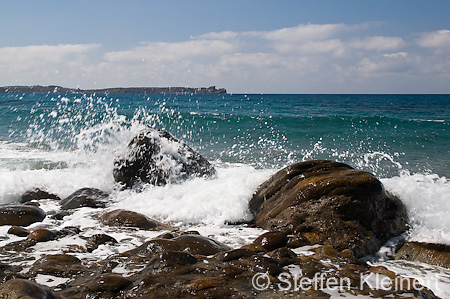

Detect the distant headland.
[{"left": 0, "top": 85, "right": 227, "bottom": 95}]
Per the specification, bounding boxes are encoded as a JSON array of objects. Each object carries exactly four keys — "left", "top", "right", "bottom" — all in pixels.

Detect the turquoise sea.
[
  {"left": 1, "top": 92, "right": 450, "bottom": 296},
  {"left": 1, "top": 93, "right": 449, "bottom": 177}
]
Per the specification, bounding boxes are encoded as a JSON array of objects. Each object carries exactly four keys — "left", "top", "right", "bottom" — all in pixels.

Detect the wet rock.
[
  {"left": 1, "top": 239, "right": 36, "bottom": 252},
  {"left": 30, "top": 254, "right": 86, "bottom": 277},
  {"left": 7, "top": 226, "right": 30, "bottom": 237},
  {"left": 155, "top": 232, "right": 174, "bottom": 239},
  {"left": 0, "top": 278, "right": 62, "bottom": 299},
  {"left": 51, "top": 210, "right": 71, "bottom": 220},
  {"left": 249, "top": 160, "right": 407, "bottom": 258},
  {"left": 269, "top": 247, "right": 297, "bottom": 266},
  {"left": 240, "top": 243, "right": 267, "bottom": 253},
  {"left": 0, "top": 205, "right": 46, "bottom": 226},
  {"left": 186, "top": 277, "right": 227, "bottom": 291},
  {"left": 27, "top": 228, "right": 57, "bottom": 242},
  {"left": 253, "top": 230, "right": 287, "bottom": 251},
  {"left": 182, "top": 230, "right": 201, "bottom": 235},
  {"left": 215, "top": 248, "right": 254, "bottom": 262},
  {"left": 21, "top": 188, "right": 60, "bottom": 203},
  {"left": 145, "top": 250, "right": 197, "bottom": 273},
  {"left": 56, "top": 226, "right": 81, "bottom": 237},
  {"left": 395, "top": 242, "right": 450, "bottom": 268},
  {"left": 100, "top": 209, "right": 161, "bottom": 230},
  {"left": 60, "top": 187, "right": 109, "bottom": 210},
  {"left": 85, "top": 273, "right": 132, "bottom": 292},
  {"left": 0, "top": 263, "right": 27, "bottom": 283},
  {"left": 86, "top": 234, "right": 118, "bottom": 252},
  {"left": 129, "top": 234, "right": 231, "bottom": 257},
  {"left": 113, "top": 127, "right": 216, "bottom": 188},
  {"left": 230, "top": 255, "right": 282, "bottom": 276}
]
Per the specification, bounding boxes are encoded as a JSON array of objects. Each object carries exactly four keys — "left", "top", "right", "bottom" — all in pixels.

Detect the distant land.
[{"left": 0, "top": 85, "right": 227, "bottom": 95}]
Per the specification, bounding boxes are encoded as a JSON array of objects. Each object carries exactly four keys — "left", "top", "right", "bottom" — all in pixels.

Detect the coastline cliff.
[{"left": 0, "top": 85, "right": 227, "bottom": 95}]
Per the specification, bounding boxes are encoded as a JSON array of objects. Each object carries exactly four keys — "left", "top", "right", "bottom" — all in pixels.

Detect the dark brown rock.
[
  {"left": 145, "top": 250, "right": 197, "bottom": 273},
  {"left": 249, "top": 160, "right": 407, "bottom": 258},
  {"left": 253, "top": 230, "right": 287, "bottom": 251},
  {"left": 269, "top": 247, "right": 297, "bottom": 266},
  {"left": 215, "top": 248, "right": 254, "bottom": 262},
  {"left": 60, "top": 187, "right": 109, "bottom": 210},
  {"left": 1, "top": 239, "right": 36, "bottom": 251},
  {"left": 0, "top": 205, "right": 46, "bottom": 226},
  {"left": 0, "top": 263, "right": 27, "bottom": 283},
  {"left": 85, "top": 273, "right": 132, "bottom": 292},
  {"left": 100, "top": 209, "right": 161, "bottom": 230},
  {"left": 155, "top": 232, "right": 174, "bottom": 239},
  {"left": 129, "top": 234, "right": 231, "bottom": 258},
  {"left": 113, "top": 127, "right": 216, "bottom": 188},
  {"left": 56, "top": 226, "right": 81, "bottom": 237},
  {"left": 395, "top": 242, "right": 450, "bottom": 268},
  {"left": 27, "top": 228, "right": 57, "bottom": 242},
  {"left": 86, "top": 234, "right": 118, "bottom": 252},
  {"left": 51, "top": 210, "right": 71, "bottom": 220},
  {"left": 7, "top": 226, "right": 30, "bottom": 237},
  {"left": 30, "top": 254, "right": 86, "bottom": 277},
  {"left": 230, "top": 255, "right": 282, "bottom": 276},
  {"left": 0, "top": 278, "right": 62, "bottom": 299},
  {"left": 186, "top": 277, "right": 227, "bottom": 291},
  {"left": 21, "top": 188, "right": 60, "bottom": 203}
]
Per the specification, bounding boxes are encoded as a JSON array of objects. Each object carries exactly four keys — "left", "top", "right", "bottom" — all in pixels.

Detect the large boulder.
[
  {"left": 249, "top": 160, "right": 407, "bottom": 258},
  {"left": 0, "top": 205, "right": 46, "bottom": 226},
  {"left": 113, "top": 127, "right": 216, "bottom": 187}
]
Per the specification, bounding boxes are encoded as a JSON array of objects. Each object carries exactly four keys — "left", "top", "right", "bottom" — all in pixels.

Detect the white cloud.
[
  {"left": 355, "top": 52, "right": 416, "bottom": 76},
  {"left": 104, "top": 40, "right": 235, "bottom": 63},
  {"left": 351, "top": 36, "right": 406, "bottom": 51},
  {"left": 198, "top": 31, "right": 239, "bottom": 40},
  {"left": 1, "top": 23, "right": 449, "bottom": 93},
  {"left": 0, "top": 44, "right": 99, "bottom": 67},
  {"left": 416, "top": 29, "right": 450, "bottom": 48},
  {"left": 252, "top": 23, "right": 348, "bottom": 42},
  {"left": 0, "top": 44, "right": 100, "bottom": 86}
]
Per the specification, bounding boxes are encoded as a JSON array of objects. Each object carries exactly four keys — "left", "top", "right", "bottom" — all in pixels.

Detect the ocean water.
[{"left": 1, "top": 92, "right": 450, "bottom": 296}]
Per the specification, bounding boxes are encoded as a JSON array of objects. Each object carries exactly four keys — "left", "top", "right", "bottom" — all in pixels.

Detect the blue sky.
[{"left": 1, "top": 0, "right": 450, "bottom": 93}]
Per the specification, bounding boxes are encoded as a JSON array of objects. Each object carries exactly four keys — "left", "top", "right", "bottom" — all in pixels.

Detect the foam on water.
[
  {"left": 382, "top": 173, "right": 450, "bottom": 245},
  {"left": 110, "top": 164, "right": 273, "bottom": 225}
]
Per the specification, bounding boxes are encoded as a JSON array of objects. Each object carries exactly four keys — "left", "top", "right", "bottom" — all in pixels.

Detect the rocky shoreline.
[{"left": 0, "top": 128, "right": 447, "bottom": 298}]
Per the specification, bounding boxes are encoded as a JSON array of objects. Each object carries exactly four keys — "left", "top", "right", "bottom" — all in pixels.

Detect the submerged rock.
[
  {"left": 395, "top": 242, "right": 450, "bottom": 268},
  {"left": 0, "top": 205, "right": 46, "bottom": 226},
  {"left": 113, "top": 127, "right": 216, "bottom": 188},
  {"left": 60, "top": 187, "right": 109, "bottom": 210},
  {"left": 249, "top": 160, "right": 407, "bottom": 258},
  {"left": 100, "top": 209, "right": 161, "bottom": 230}
]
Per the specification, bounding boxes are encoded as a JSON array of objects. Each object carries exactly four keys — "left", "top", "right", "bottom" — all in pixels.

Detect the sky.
[{"left": 1, "top": 0, "right": 450, "bottom": 94}]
